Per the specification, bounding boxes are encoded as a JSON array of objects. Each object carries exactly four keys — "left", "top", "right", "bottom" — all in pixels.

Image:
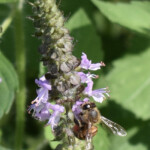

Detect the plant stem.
[{"left": 13, "top": 1, "right": 26, "bottom": 150}]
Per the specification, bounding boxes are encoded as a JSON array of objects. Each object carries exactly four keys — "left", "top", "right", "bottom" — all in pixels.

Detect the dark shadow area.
[
  {"left": 71, "top": 25, "right": 103, "bottom": 62},
  {"left": 141, "top": 27, "right": 150, "bottom": 37},
  {"left": 60, "top": 0, "right": 96, "bottom": 20},
  {"left": 126, "top": 33, "right": 150, "bottom": 54},
  {"left": 101, "top": 30, "right": 128, "bottom": 65},
  {"left": 24, "top": 3, "right": 41, "bottom": 80},
  {"left": 99, "top": 100, "right": 150, "bottom": 149},
  {"left": 99, "top": 100, "right": 142, "bottom": 129},
  {"left": 0, "top": 25, "right": 15, "bottom": 63},
  {"left": 102, "top": 31, "right": 150, "bottom": 75},
  {"left": 129, "top": 119, "right": 150, "bottom": 150}
]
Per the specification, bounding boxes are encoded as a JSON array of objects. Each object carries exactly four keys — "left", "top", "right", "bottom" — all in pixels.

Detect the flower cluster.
[
  {"left": 28, "top": 53, "right": 109, "bottom": 131},
  {"left": 28, "top": 76, "right": 65, "bottom": 130},
  {"left": 78, "top": 53, "right": 109, "bottom": 103}
]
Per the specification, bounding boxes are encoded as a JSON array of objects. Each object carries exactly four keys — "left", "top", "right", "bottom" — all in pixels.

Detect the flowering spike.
[{"left": 28, "top": 0, "right": 111, "bottom": 149}]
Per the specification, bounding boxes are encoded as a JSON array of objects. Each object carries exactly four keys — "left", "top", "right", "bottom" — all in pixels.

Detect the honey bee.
[{"left": 73, "top": 101, "right": 127, "bottom": 140}]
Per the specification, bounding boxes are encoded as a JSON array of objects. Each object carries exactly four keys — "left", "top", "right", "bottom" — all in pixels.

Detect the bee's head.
[
  {"left": 82, "top": 102, "right": 98, "bottom": 120},
  {"left": 82, "top": 102, "right": 96, "bottom": 110}
]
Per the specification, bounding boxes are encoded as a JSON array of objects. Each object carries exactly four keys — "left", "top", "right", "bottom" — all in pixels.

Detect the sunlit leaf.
[
  {"left": 66, "top": 8, "right": 103, "bottom": 61},
  {"left": 96, "top": 35, "right": 150, "bottom": 120},
  {"left": 111, "top": 126, "right": 149, "bottom": 150},
  {"left": 93, "top": 125, "right": 110, "bottom": 150},
  {"left": 0, "top": 0, "right": 16, "bottom": 3},
  {"left": 0, "top": 51, "right": 18, "bottom": 118},
  {"left": 92, "top": 0, "right": 150, "bottom": 36},
  {"left": 0, "top": 146, "right": 11, "bottom": 150},
  {"left": 44, "top": 126, "right": 60, "bottom": 149},
  {"left": 0, "top": 0, "right": 17, "bottom": 3}
]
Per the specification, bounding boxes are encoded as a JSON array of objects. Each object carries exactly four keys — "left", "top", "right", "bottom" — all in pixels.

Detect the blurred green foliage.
[{"left": 0, "top": 0, "right": 150, "bottom": 150}]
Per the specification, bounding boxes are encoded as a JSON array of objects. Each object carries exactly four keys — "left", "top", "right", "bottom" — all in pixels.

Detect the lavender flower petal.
[
  {"left": 47, "top": 111, "right": 62, "bottom": 130},
  {"left": 91, "top": 88, "right": 110, "bottom": 103},
  {"left": 72, "top": 100, "right": 83, "bottom": 112},
  {"left": 28, "top": 102, "right": 51, "bottom": 121},
  {"left": 80, "top": 52, "right": 91, "bottom": 70},
  {"left": 46, "top": 104, "right": 65, "bottom": 130},
  {"left": 36, "top": 88, "right": 49, "bottom": 103},
  {"left": 89, "top": 63, "right": 101, "bottom": 71},
  {"left": 35, "top": 76, "right": 51, "bottom": 90},
  {"left": 78, "top": 72, "right": 99, "bottom": 96},
  {"left": 78, "top": 72, "right": 98, "bottom": 84},
  {"left": 83, "top": 98, "right": 90, "bottom": 102},
  {"left": 33, "top": 75, "right": 52, "bottom": 105},
  {"left": 84, "top": 80, "right": 93, "bottom": 96},
  {"left": 80, "top": 53, "right": 102, "bottom": 71}
]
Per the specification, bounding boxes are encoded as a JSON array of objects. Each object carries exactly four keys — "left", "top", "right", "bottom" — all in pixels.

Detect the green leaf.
[
  {"left": 44, "top": 126, "right": 60, "bottom": 149},
  {"left": 93, "top": 125, "right": 110, "bottom": 150},
  {"left": 92, "top": 0, "right": 150, "bottom": 35},
  {"left": 0, "top": 146, "right": 11, "bottom": 150},
  {"left": 0, "top": 51, "right": 18, "bottom": 118},
  {"left": 66, "top": 8, "right": 103, "bottom": 61},
  {"left": 111, "top": 126, "right": 148, "bottom": 150},
  {"left": 0, "top": 14, "right": 13, "bottom": 38},
  {"left": 98, "top": 36, "right": 150, "bottom": 120},
  {"left": 0, "top": 0, "right": 17, "bottom": 3}
]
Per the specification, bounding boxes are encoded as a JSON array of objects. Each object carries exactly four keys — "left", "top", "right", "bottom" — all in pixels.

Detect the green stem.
[{"left": 13, "top": 1, "right": 26, "bottom": 150}]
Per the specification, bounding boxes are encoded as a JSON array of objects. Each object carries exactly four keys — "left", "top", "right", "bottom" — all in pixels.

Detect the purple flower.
[
  {"left": 32, "top": 76, "right": 52, "bottom": 105},
  {"left": 47, "top": 104, "right": 64, "bottom": 130},
  {"left": 78, "top": 72, "right": 98, "bottom": 96},
  {"left": 80, "top": 53, "right": 105, "bottom": 71},
  {"left": 78, "top": 72, "right": 98, "bottom": 83},
  {"left": 35, "top": 76, "right": 51, "bottom": 90},
  {"left": 84, "top": 81, "right": 93, "bottom": 96},
  {"left": 78, "top": 71, "right": 109, "bottom": 103},
  {"left": 72, "top": 100, "right": 83, "bottom": 112},
  {"left": 0, "top": 78, "right": 2, "bottom": 83},
  {"left": 28, "top": 102, "right": 51, "bottom": 121},
  {"left": 28, "top": 102, "right": 65, "bottom": 130},
  {"left": 91, "top": 88, "right": 110, "bottom": 103}
]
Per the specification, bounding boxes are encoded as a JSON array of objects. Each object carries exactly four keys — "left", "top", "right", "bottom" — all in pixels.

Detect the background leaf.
[
  {"left": 0, "top": 51, "right": 18, "bottom": 118},
  {"left": 66, "top": 8, "right": 103, "bottom": 61},
  {"left": 97, "top": 35, "right": 150, "bottom": 120},
  {"left": 44, "top": 126, "right": 60, "bottom": 149},
  {"left": 92, "top": 0, "right": 150, "bottom": 36},
  {"left": 110, "top": 127, "right": 148, "bottom": 150},
  {"left": 0, "top": 146, "right": 11, "bottom": 150},
  {"left": 0, "top": 0, "right": 17, "bottom": 3},
  {"left": 93, "top": 125, "right": 110, "bottom": 150}
]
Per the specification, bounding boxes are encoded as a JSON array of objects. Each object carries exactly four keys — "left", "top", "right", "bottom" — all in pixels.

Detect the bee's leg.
[
  {"left": 74, "top": 118, "right": 82, "bottom": 127},
  {"left": 86, "top": 122, "right": 94, "bottom": 150},
  {"left": 74, "top": 114, "right": 82, "bottom": 127}
]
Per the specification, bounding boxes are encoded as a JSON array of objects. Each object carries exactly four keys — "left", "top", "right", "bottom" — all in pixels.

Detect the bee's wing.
[{"left": 100, "top": 116, "right": 127, "bottom": 136}]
